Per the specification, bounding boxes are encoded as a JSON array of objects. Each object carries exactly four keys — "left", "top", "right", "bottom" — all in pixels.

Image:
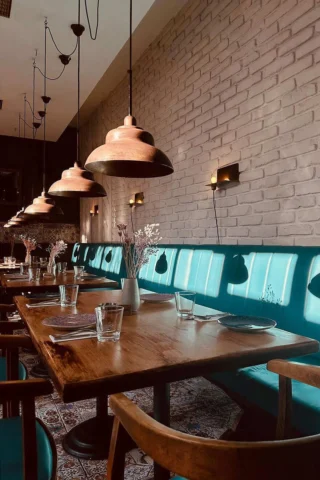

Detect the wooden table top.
[
  {"left": 15, "top": 290, "right": 319, "bottom": 403},
  {"left": 1, "top": 271, "right": 118, "bottom": 290}
]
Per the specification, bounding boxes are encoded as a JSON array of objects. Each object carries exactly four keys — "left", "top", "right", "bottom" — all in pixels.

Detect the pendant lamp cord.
[
  {"left": 212, "top": 189, "right": 220, "bottom": 245},
  {"left": 23, "top": 94, "right": 26, "bottom": 138},
  {"left": 18, "top": 114, "right": 21, "bottom": 138},
  {"left": 128, "top": 0, "right": 133, "bottom": 116},
  {"left": 77, "top": 0, "right": 81, "bottom": 166},
  {"left": 42, "top": 18, "right": 48, "bottom": 194}
]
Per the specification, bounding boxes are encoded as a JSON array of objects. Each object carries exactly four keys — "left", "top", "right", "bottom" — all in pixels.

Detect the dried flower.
[
  {"left": 117, "top": 223, "right": 161, "bottom": 279},
  {"left": 47, "top": 240, "right": 68, "bottom": 267},
  {"left": 19, "top": 234, "right": 37, "bottom": 253}
]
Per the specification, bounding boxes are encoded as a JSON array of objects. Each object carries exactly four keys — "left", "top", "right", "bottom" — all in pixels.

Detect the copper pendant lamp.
[
  {"left": 85, "top": 0, "right": 173, "bottom": 179},
  {"left": 25, "top": 19, "right": 63, "bottom": 218},
  {"left": 49, "top": 3, "right": 106, "bottom": 198}
]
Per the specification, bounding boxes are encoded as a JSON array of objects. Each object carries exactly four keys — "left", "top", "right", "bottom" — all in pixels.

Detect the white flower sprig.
[
  {"left": 47, "top": 240, "right": 68, "bottom": 266},
  {"left": 117, "top": 223, "right": 161, "bottom": 279}
]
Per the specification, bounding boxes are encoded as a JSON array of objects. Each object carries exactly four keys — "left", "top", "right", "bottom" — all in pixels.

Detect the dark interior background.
[{"left": 0, "top": 127, "right": 80, "bottom": 223}]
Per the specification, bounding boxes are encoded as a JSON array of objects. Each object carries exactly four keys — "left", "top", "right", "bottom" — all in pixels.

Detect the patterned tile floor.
[{"left": 21, "top": 349, "right": 242, "bottom": 480}]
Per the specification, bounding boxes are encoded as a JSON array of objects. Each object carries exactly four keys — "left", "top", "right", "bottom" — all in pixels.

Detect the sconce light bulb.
[
  {"left": 129, "top": 199, "right": 134, "bottom": 204},
  {"left": 211, "top": 175, "right": 217, "bottom": 184}
]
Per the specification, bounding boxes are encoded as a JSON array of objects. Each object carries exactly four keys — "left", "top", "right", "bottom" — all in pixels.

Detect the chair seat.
[
  {"left": 0, "top": 356, "right": 26, "bottom": 381},
  {"left": 0, "top": 417, "right": 54, "bottom": 479},
  {"left": 209, "top": 354, "right": 320, "bottom": 435}
]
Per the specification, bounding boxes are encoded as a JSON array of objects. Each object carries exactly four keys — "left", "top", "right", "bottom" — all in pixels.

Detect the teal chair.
[
  {"left": 107, "top": 390, "right": 320, "bottom": 480},
  {"left": 0, "top": 334, "right": 56, "bottom": 480}
]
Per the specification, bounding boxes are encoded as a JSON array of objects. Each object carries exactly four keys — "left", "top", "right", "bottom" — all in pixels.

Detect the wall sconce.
[
  {"left": 206, "top": 163, "right": 239, "bottom": 191},
  {"left": 128, "top": 192, "right": 144, "bottom": 208},
  {"left": 90, "top": 205, "right": 99, "bottom": 216}
]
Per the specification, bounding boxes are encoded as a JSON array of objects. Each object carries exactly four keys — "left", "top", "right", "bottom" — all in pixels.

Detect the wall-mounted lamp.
[
  {"left": 206, "top": 163, "right": 239, "bottom": 191},
  {"left": 128, "top": 192, "right": 144, "bottom": 208},
  {"left": 90, "top": 205, "right": 99, "bottom": 216}
]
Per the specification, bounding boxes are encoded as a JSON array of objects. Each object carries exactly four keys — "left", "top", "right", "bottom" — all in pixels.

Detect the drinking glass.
[
  {"left": 59, "top": 284, "right": 79, "bottom": 307},
  {"left": 39, "top": 257, "right": 48, "bottom": 268},
  {"left": 20, "top": 263, "right": 29, "bottom": 275},
  {"left": 31, "top": 256, "right": 39, "bottom": 266},
  {"left": 74, "top": 265, "right": 84, "bottom": 279},
  {"left": 3, "top": 257, "right": 8, "bottom": 264},
  {"left": 175, "top": 291, "right": 196, "bottom": 318},
  {"left": 8, "top": 257, "right": 16, "bottom": 268},
  {"left": 28, "top": 267, "right": 41, "bottom": 282},
  {"left": 57, "top": 262, "right": 67, "bottom": 274},
  {"left": 95, "top": 305, "right": 124, "bottom": 342}
]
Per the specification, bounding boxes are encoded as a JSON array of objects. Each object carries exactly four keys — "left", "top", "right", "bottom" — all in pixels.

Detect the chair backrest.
[{"left": 109, "top": 393, "right": 320, "bottom": 480}]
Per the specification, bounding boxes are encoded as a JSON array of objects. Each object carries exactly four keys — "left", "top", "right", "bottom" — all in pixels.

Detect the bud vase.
[
  {"left": 25, "top": 251, "right": 31, "bottom": 265},
  {"left": 122, "top": 278, "right": 140, "bottom": 313}
]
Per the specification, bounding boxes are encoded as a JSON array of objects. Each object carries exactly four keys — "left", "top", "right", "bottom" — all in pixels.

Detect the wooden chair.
[
  {"left": 268, "top": 359, "right": 320, "bottom": 439},
  {"left": 107, "top": 389, "right": 320, "bottom": 480},
  {"left": 0, "top": 334, "right": 57, "bottom": 480}
]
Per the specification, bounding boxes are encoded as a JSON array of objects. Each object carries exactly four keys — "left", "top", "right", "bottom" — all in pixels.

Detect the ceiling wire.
[
  {"left": 84, "top": 0, "right": 100, "bottom": 40},
  {"left": 34, "top": 63, "right": 66, "bottom": 81},
  {"left": 47, "top": 25, "right": 78, "bottom": 57}
]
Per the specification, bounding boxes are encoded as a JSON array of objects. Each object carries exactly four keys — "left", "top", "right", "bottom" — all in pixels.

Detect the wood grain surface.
[
  {"left": 1, "top": 271, "right": 118, "bottom": 291},
  {"left": 15, "top": 290, "right": 319, "bottom": 403}
]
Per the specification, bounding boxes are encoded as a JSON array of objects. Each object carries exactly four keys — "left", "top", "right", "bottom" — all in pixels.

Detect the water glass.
[
  {"left": 3, "top": 257, "right": 8, "bottom": 264},
  {"left": 95, "top": 305, "right": 124, "bottom": 342},
  {"left": 28, "top": 267, "right": 41, "bottom": 282},
  {"left": 57, "top": 262, "right": 67, "bottom": 274},
  {"left": 39, "top": 257, "right": 48, "bottom": 268},
  {"left": 74, "top": 265, "right": 84, "bottom": 279},
  {"left": 175, "top": 291, "right": 196, "bottom": 318},
  {"left": 59, "top": 284, "right": 79, "bottom": 307},
  {"left": 31, "top": 256, "right": 39, "bottom": 265},
  {"left": 20, "top": 263, "right": 29, "bottom": 275},
  {"left": 8, "top": 257, "right": 16, "bottom": 268}
]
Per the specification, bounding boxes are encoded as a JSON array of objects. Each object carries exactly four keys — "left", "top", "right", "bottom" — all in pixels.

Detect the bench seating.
[{"left": 72, "top": 242, "right": 320, "bottom": 435}]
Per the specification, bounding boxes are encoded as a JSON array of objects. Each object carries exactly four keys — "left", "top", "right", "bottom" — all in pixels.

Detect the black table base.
[{"left": 63, "top": 396, "right": 112, "bottom": 460}]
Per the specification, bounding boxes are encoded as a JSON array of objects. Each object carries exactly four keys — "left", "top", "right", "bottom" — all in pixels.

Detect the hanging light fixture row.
[
  {"left": 49, "top": 0, "right": 106, "bottom": 198},
  {"left": 24, "top": 18, "right": 63, "bottom": 218},
  {"left": 84, "top": 0, "right": 173, "bottom": 179}
]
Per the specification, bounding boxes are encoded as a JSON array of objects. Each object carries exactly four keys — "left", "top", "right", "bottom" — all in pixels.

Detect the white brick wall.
[{"left": 80, "top": 0, "right": 320, "bottom": 246}]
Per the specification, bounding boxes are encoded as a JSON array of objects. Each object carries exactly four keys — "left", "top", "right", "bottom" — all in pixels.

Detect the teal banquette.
[{"left": 72, "top": 242, "right": 320, "bottom": 435}]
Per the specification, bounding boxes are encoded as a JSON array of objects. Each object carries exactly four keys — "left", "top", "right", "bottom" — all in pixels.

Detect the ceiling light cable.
[
  {"left": 84, "top": 0, "right": 100, "bottom": 40},
  {"left": 47, "top": 24, "right": 78, "bottom": 57},
  {"left": 34, "top": 63, "right": 66, "bottom": 81}
]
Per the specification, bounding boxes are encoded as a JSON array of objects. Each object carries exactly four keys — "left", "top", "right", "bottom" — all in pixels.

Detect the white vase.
[{"left": 122, "top": 278, "right": 140, "bottom": 313}]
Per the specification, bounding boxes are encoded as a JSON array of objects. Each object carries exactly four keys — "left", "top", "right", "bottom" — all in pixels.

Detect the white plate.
[
  {"left": 140, "top": 294, "right": 174, "bottom": 303},
  {"left": 42, "top": 313, "right": 96, "bottom": 330}
]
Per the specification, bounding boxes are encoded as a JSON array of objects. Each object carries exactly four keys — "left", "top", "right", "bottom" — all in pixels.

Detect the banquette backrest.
[{"left": 72, "top": 243, "right": 320, "bottom": 347}]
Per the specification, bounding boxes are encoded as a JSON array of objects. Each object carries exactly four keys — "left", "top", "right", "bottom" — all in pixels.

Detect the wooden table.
[
  {"left": 1, "top": 271, "right": 118, "bottom": 294},
  {"left": 15, "top": 290, "right": 319, "bottom": 478}
]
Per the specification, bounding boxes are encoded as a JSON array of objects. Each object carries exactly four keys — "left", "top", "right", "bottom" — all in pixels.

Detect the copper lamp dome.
[
  {"left": 24, "top": 191, "right": 63, "bottom": 216},
  {"left": 85, "top": 0, "right": 173, "bottom": 179},
  {"left": 85, "top": 115, "right": 173, "bottom": 178},
  {"left": 49, "top": 162, "right": 106, "bottom": 197}
]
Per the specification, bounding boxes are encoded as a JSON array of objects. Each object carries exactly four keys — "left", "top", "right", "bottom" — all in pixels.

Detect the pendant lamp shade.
[
  {"left": 85, "top": 115, "right": 174, "bottom": 178},
  {"left": 49, "top": 163, "right": 106, "bottom": 197},
  {"left": 24, "top": 191, "right": 63, "bottom": 216}
]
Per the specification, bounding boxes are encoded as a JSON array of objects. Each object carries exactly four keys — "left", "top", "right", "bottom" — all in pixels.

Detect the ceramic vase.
[
  {"left": 25, "top": 251, "right": 31, "bottom": 265},
  {"left": 122, "top": 278, "right": 140, "bottom": 313}
]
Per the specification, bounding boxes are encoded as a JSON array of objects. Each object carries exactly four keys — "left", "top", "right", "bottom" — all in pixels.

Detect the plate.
[
  {"left": 218, "top": 315, "right": 276, "bottom": 332},
  {"left": 140, "top": 293, "right": 174, "bottom": 303},
  {"left": 42, "top": 314, "right": 96, "bottom": 330},
  {"left": 81, "top": 274, "right": 99, "bottom": 280}
]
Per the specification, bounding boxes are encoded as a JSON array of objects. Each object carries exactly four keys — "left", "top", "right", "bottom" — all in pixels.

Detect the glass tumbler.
[
  {"left": 28, "top": 267, "right": 41, "bottom": 282},
  {"left": 74, "top": 265, "right": 84, "bottom": 279},
  {"left": 31, "top": 256, "right": 39, "bottom": 266},
  {"left": 8, "top": 257, "right": 16, "bottom": 268},
  {"left": 175, "top": 291, "right": 196, "bottom": 319},
  {"left": 40, "top": 257, "right": 48, "bottom": 268},
  {"left": 59, "top": 284, "right": 79, "bottom": 307},
  {"left": 57, "top": 262, "right": 67, "bottom": 274},
  {"left": 20, "top": 263, "right": 29, "bottom": 275},
  {"left": 95, "top": 305, "right": 124, "bottom": 342},
  {"left": 3, "top": 257, "right": 8, "bottom": 264}
]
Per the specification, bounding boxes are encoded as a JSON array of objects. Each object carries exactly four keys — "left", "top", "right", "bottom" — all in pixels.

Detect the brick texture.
[{"left": 80, "top": 0, "right": 320, "bottom": 246}]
